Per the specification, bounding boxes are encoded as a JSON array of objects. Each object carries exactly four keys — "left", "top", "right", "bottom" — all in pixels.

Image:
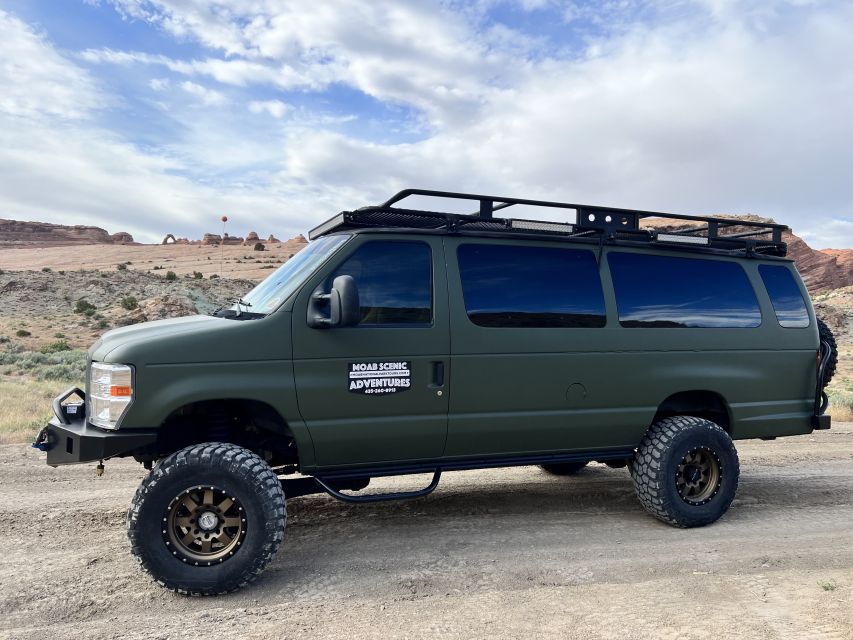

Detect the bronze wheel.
[
  {"left": 165, "top": 485, "right": 247, "bottom": 565},
  {"left": 675, "top": 447, "right": 721, "bottom": 506}
]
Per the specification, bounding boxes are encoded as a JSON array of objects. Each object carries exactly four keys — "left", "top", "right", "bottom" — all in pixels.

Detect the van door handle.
[{"left": 431, "top": 361, "right": 445, "bottom": 387}]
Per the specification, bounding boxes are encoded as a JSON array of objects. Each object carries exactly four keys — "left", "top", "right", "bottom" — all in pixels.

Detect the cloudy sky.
[{"left": 0, "top": 0, "right": 851, "bottom": 246}]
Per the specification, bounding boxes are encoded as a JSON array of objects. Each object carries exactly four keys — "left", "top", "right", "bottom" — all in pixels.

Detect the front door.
[{"left": 292, "top": 235, "right": 450, "bottom": 469}]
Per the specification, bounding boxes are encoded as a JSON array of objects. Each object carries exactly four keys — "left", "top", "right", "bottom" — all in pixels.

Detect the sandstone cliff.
[{"left": 0, "top": 219, "right": 134, "bottom": 248}]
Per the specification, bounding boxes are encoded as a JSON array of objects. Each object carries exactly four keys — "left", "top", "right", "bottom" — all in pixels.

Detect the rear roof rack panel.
[{"left": 308, "top": 188, "right": 788, "bottom": 258}]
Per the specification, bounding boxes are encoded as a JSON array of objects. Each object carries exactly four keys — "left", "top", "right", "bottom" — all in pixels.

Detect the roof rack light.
[
  {"left": 510, "top": 219, "right": 574, "bottom": 233},
  {"left": 308, "top": 212, "right": 346, "bottom": 240},
  {"left": 656, "top": 233, "right": 710, "bottom": 246}
]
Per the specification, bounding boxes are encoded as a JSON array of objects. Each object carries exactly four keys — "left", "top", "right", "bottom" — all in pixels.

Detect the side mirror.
[{"left": 307, "top": 275, "right": 361, "bottom": 328}]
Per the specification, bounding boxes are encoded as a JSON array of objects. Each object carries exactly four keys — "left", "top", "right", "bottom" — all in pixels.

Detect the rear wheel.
[
  {"left": 128, "top": 442, "right": 286, "bottom": 595},
  {"left": 540, "top": 461, "right": 589, "bottom": 476},
  {"left": 632, "top": 416, "right": 739, "bottom": 528}
]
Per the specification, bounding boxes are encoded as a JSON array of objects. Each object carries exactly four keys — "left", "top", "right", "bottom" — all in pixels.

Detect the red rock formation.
[
  {"left": 110, "top": 231, "right": 134, "bottom": 244},
  {"left": 201, "top": 233, "right": 222, "bottom": 245},
  {"left": 0, "top": 218, "right": 113, "bottom": 247}
]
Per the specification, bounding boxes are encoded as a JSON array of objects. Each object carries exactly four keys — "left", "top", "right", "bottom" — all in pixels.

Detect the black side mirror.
[{"left": 308, "top": 275, "right": 361, "bottom": 328}]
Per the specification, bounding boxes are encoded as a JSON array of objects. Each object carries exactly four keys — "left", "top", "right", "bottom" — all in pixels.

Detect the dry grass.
[{"left": 0, "top": 378, "right": 73, "bottom": 444}]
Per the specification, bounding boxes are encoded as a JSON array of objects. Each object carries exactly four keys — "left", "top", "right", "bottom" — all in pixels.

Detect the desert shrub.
[
  {"left": 41, "top": 267, "right": 52, "bottom": 272},
  {"left": 120, "top": 295, "right": 138, "bottom": 310},
  {"left": 40, "top": 340, "right": 71, "bottom": 354},
  {"left": 15, "top": 329, "right": 31, "bottom": 337},
  {"left": 58, "top": 270, "right": 65, "bottom": 275},
  {"left": 254, "top": 242, "right": 265, "bottom": 251},
  {"left": 54, "top": 332, "right": 65, "bottom": 339},
  {"left": 210, "top": 274, "right": 220, "bottom": 279},
  {"left": 153, "top": 265, "right": 163, "bottom": 270},
  {"left": 260, "top": 265, "right": 275, "bottom": 269},
  {"left": 116, "top": 263, "right": 127, "bottom": 271},
  {"left": 193, "top": 271, "right": 203, "bottom": 279},
  {"left": 165, "top": 271, "right": 177, "bottom": 281},
  {"left": 0, "top": 336, "right": 9, "bottom": 344},
  {"left": 74, "top": 299, "right": 96, "bottom": 316},
  {"left": 95, "top": 319, "right": 109, "bottom": 329}
]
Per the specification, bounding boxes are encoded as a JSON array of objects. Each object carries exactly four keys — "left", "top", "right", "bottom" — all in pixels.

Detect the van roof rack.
[{"left": 309, "top": 188, "right": 788, "bottom": 257}]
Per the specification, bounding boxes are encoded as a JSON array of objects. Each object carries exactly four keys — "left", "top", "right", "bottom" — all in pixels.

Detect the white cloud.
[
  {"left": 3, "top": 0, "right": 853, "bottom": 250},
  {"left": 248, "top": 100, "right": 290, "bottom": 118},
  {"left": 0, "top": 10, "right": 103, "bottom": 120},
  {"left": 179, "top": 80, "right": 226, "bottom": 105}
]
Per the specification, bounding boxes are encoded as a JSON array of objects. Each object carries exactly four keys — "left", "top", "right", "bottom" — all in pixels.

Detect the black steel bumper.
[{"left": 33, "top": 387, "right": 156, "bottom": 466}]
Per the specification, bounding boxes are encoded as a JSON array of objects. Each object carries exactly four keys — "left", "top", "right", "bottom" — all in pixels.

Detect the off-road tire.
[
  {"left": 540, "top": 461, "right": 589, "bottom": 476},
  {"left": 632, "top": 416, "right": 739, "bottom": 528},
  {"left": 817, "top": 317, "right": 837, "bottom": 387},
  {"left": 127, "top": 442, "right": 286, "bottom": 595}
]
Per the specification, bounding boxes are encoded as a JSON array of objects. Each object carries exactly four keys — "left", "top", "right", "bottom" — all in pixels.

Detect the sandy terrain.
[
  {"left": 2, "top": 424, "right": 852, "bottom": 640},
  {"left": 0, "top": 241, "right": 305, "bottom": 282}
]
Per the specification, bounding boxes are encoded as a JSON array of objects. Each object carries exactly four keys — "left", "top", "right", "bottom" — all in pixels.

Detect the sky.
[{"left": 0, "top": 0, "right": 851, "bottom": 246}]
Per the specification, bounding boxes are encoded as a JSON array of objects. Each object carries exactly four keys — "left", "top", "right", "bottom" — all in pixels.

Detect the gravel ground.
[{"left": 2, "top": 424, "right": 852, "bottom": 640}]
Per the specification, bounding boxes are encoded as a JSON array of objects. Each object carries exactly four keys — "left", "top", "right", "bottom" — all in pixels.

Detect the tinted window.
[
  {"left": 608, "top": 252, "right": 761, "bottom": 328},
  {"left": 331, "top": 241, "right": 432, "bottom": 325},
  {"left": 759, "top": 265, "right": 810, "bottom": 328},
  {"left": 457, "top": 244, "right": 606, "bottom": 328}
]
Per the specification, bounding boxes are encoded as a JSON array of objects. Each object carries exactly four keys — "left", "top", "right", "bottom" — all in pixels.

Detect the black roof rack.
[{"left": 308, "top": 188, "right": 788, "bottom": 257}]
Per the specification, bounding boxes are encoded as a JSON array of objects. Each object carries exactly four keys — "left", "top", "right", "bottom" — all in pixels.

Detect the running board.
[{"left": 315, "top": 470, "right": 442, "bottom": 503}]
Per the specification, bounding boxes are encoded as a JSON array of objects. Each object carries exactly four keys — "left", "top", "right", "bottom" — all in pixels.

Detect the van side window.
[
  {"left": 457, "top": 244, "right": 606, "bottom": 328},
  {"left": 759, "top": 265, "right": 810, "bottom": 328},
  {"left": 608, "top": 252, "right": 761, "bottom": 328},
  {"left": 331, "top": 241, "right": 432, "bottom": 325}
]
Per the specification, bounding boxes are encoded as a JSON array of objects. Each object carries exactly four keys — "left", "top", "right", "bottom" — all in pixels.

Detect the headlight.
[{"left": 88, "top": 362, "right": 133, "bottom": 429}]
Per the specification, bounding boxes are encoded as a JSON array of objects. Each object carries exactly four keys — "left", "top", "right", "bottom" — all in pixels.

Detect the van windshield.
[{"left": 234, "top": 234, "right": 349, "bottom": 315}]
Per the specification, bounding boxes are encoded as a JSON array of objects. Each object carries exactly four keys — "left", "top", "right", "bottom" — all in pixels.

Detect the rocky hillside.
[
  {"left": 0, "top": 219, "right": 134, "bottom": 248},
  {"left": 0, "top": 269, "right": 254, "bottom": 350}
]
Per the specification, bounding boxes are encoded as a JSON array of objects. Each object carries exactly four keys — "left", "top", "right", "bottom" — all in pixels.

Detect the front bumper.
[{"left": 34, "top": 387, "right": 156, "bottom": 466}]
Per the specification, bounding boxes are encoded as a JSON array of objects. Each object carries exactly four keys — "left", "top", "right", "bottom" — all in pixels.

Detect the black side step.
[{"left": 314, "top": 470, "right": 442, "bottom": 503}]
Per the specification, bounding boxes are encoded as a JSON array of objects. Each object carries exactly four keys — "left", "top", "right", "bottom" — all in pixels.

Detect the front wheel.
[
  {"left": 632, "top": 416, "right": 739, "bottom": 528},
  {"left": 127, "top": 443, "right": 287, "bottom": 595}
]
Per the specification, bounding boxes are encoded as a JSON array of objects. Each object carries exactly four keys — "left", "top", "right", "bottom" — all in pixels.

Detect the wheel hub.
[
  {"left": 675, "top": 447, "right": 722, "bottom": 506},
  {"left": 164, "top": 486, "right": 247, "bottom": 565},
  {"left": 198, "top": 511, "right": 219, "bottom": 531}
]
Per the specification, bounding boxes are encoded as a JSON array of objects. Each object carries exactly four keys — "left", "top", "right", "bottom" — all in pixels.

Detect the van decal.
[{"left": 348, "top": 361, "right": 412, "bottom": 395}]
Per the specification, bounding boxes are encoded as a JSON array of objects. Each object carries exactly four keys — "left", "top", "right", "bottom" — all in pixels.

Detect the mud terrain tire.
[
  {"left": 128, "top": 442, "right": 286, "bottom": 595},
  {"left": 817, "top": 317, "right": 837, "bottom": 387},
  {"left": 632, "top": 416, "right": 739, "bottom": 528}
]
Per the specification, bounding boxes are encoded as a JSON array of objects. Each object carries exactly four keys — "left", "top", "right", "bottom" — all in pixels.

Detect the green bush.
[
  {"left": 41, "top": 267, "right": 52, "bottom": 273},
  {"left": 54, "top": 332, "right": 65, "bottom": 339},
  {"left": 193, "top": 271, "right": 203, "bottom": 279},
  {"left": 116, "top": 263, "right": 127, "bottom": 271},
  {"left": 254, "top": 242, "right": 265, "bottom": 251},
  {"left": 40, "top": 340, "right": 71, "bottom": 354},
  {"left": 74, "top": 299, "right": 96, "bottom": 316},
  {"left": 210, "top": 274, "right": 220, "bottom": 279},
  {"left": 165, "top": 271, "right": 177, "bottom": 281},
  {"left": 58, "top": 270, "right": 65, "bottom": 275},
  {"left": 95, "top": 319, "right": 109, "bottom": 329},
  {"left": 15, "top": 329, "right": 31, "bottom": 338},
  {"left": 120, "top": 295, "right": 138, "bottom": 310}
]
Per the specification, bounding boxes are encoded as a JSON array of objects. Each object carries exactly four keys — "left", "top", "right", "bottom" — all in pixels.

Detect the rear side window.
[
  {"left": 331, "top": 241, "right": 432, "bottom": 325},
  {"left": 457, "top": 244, "right": 606, "bottom": 328},
  {"left": 608, "top": 252, "right": 761, "bottom": 328},
  {"left": 759, "top": 265, "right": 810, "bottom": 328}
]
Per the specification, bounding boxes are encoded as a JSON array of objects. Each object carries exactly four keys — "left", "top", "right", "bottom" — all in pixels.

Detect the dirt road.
[{"left": 2, "top": 425, "right": 852, "bottom": 640}]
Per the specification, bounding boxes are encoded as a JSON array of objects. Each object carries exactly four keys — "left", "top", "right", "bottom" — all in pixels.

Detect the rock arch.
[{"left": 162, "top": 234, "right": 176, "bottom": 245}]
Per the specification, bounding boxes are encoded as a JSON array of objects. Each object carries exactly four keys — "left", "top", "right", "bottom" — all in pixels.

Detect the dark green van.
[{"left": 34, "top": 189, "right": 835, "bottom": 595}]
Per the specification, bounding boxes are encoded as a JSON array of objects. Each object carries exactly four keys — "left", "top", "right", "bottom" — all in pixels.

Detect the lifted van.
[{"left": 34, "top": 189, "right": 835, "bottom": 595}]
